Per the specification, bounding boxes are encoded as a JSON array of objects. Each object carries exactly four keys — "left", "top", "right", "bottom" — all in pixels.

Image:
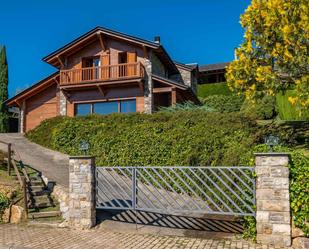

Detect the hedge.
[
  {"left": 27, "top": 112, "right": 261, "bottom": 167},
  {"left": 197, "top": 82, "right": 232, "bottom": 98}
]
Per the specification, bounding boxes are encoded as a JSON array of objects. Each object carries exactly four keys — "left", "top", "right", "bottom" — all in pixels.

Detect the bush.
[
  {"left": 241, "top": 96, "right": 277, "bottom": 120},
  {"left": 27, "top": 112, "right": 261, "bottom": 167},
  {"left": 201, "top": 95, "right": 244, "bottom": 113},
  {"left": 197, "top": 82, "right": 232, "bottom": 98},
  {"left": 0, "top": 193, "right": 9, "bottom": 222},
  {"left": 159, "top": 102, "right": 215, "bottom": 112}
]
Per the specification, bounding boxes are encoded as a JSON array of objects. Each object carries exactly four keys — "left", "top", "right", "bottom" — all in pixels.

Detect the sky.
[{"left": 0, "top": 0, "right": 250, "bottom": 97}]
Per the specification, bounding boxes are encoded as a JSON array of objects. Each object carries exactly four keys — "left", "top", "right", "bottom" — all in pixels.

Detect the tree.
[
  {"left": 0, "top": 46, "right": 9, "bottom": 132},
  {"left": 226, "top": 0, "right": 309, "bottom": 113}
]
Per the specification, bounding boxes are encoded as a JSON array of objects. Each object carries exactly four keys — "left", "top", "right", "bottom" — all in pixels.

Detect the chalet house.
[{"left": 6, "top": 27, "right": 199, "bottom": 133}]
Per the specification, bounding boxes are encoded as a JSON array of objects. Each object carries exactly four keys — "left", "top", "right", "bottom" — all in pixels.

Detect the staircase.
[
  {"left": 27, "top": 173, "right": 61, "bottom": 219},
  {"left": 0, "top": 139, "right": 62, "bottom": 221}
]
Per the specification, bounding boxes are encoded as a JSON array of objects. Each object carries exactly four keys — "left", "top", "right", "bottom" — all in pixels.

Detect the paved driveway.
[
  {"left": 0, "top": 133, "right": 69, "bottom": 188},
  {"left": 0, "top": 224, "right": 290, "bottom": 249}
]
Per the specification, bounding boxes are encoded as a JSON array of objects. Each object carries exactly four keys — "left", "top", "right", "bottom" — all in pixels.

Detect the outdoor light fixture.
[
  {"left": 264, "top": 135, "right": 280, "bottom": 152},
  {"left": 79, "top": 140, "right": 90, "bottom": 155}
]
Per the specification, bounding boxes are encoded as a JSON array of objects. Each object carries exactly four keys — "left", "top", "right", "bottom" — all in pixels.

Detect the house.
[
  {"left": 6, "top": 27, "right": 199, "bottom": 133},
  {"left": 198, "top": 62, "right": 229, "bottom": 84}
]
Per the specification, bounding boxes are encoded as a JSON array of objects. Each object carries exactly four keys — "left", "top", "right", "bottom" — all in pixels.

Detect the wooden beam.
[
  {"left": 142, "top": 46, "right": 148, "bottom": 59},
  {"left": 153, "top": 87, "right": 172, "bottom": 93},
  {"left": 97, "top": 85, "right": 108, "bottom": 96},
  {"left": 53, "top": 78, "right": 60, "bottom": 85},
  {"left": 57, "top": 56, "right": 64, "bottom": 68},
  {"left": 171, "top": 87, "right": 177, "bottom": 106},
  {"left": 97, "top": 32, "right": 107, "bottom": 51}
]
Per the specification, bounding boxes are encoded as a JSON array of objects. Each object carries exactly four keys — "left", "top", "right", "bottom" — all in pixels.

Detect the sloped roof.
[
  {"left": 6, "top": 72, "right": 59, "bottom": 107},
  {"left": 43, "top": 26, "right": 178, "bottom": 74},
  {"left": 43, "top": 26, "right": 160, "bottom": 63},
  {"left": 199, "top": 62, "right": 229, "bottom": 72},
  {"left": 174, "top": 61, "right": 198, "bottom": 71}
]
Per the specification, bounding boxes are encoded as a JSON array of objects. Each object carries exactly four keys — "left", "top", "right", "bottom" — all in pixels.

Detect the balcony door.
[
  {"left": 82, "top": 57, "right": 101, "bottom": 81},
  {"left": 118, "top": 52, "right": 136, "bottom": 78}
]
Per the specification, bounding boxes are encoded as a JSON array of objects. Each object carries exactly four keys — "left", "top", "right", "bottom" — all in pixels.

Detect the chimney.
[{"left": 154, "top": 36, "right": 161, "bottom": 44}]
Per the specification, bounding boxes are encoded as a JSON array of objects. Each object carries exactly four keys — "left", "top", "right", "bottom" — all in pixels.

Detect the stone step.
[
  {"left": 28, "top": 185, "right": 46, "bottom": 192},
  {"left": 29, "top": 180, "right": 44, "bottom": 186},
  {"left": 29, "top": 189, "right": 51, "bottom": 196},
  {"left": 29, "top": 203, "right": 54, "bottom": 209},
  {"left": 28, "top": 211, "right": 61, "bottom": 219}
]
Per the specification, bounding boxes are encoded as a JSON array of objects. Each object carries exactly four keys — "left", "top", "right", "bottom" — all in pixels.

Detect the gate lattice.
[{"left": 96, "top": 166, "right": 255, "bottom": 216}]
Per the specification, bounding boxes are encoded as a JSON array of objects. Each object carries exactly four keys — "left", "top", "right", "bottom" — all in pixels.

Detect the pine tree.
[{"left": 0, "top": 46, "right": 9, "bottom": 132}]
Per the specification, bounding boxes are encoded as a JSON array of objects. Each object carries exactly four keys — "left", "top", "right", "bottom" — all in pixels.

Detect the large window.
[
  {"left": 75, "top": 99, "right": 136, "bottom": 116},
  {"left": 93, "top": 102, "right": 118, "bottom": 115},
  {"left": 120, "top": 100, "right": 136, "bottom": 113},
  {"left": 76, "top": 103, "right": 91, "bottom": 116}
]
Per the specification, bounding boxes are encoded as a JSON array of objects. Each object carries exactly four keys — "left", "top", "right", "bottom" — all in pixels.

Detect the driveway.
[
  {"left": 0, "top": 133, "right": 69, "bottom": 188},
  {"left": 0, "top": 224, "right": 289, "bottom": 249}
]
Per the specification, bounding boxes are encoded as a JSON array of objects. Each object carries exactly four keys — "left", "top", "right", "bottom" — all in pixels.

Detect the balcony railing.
[{"left": 60, "top": 62, "right": 144, "bottom": 85}]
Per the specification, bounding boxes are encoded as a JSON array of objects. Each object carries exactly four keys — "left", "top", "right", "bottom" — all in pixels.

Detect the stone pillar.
[
  {"left": 19, "top": 101, "right": 25, "bottom": 133},
  {"left": 59, "top": 90, "right": 67, "bottom": 115},
  {"left": 144, "top": 52, "right": 153, "bottom": 114},
  {"left": 255, "top": 153, "right": 291, "bottom": 247},
  {"left": 69, "top": 156, "right": 96, "bottom": 229}
]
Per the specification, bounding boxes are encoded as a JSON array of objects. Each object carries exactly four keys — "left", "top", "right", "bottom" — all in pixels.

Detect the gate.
[{"left": 96, "top": 166, "right": 255, "bottom": 216}]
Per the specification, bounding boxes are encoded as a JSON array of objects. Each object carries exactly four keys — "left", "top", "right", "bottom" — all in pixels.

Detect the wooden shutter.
[
  {"left": 101, "top": 54, "right": 110, "bottom": 79},
  {"left": 127, "top": 52, "right": 137, "bottom": 76}
]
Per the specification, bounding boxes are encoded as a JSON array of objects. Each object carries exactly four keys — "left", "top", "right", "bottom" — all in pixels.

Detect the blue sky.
[{"left": 0, "top": 0, "right": 250, "bottom": 97}]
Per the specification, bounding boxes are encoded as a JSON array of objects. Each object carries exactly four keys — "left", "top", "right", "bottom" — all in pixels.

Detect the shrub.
[
  {"left": 201, "top": 95, "right": 244, "bottom": 113},
  {"left": 241, "top": 96, "right": 277, "bottom": 120},
  {"left": 159, "top": 102, "right": 215, "bottom": 112},
  {"left": 27, "top": 112, "right": 260, "bottom": 167},
  {"left": 0, "top": 193, "right": 9, "bottom": 222},
  {"left": 197, "top": 82, "right": 232, "bottom": 98}
]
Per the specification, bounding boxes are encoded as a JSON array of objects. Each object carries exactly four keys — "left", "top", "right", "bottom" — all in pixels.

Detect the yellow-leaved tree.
[{"left": 226, "top": 0, "right": 309, "bottom": 113}]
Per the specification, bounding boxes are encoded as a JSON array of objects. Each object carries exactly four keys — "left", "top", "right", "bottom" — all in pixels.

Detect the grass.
[
  {"left": 276, "top": 90, "right": 309, "bottom": 121},
  {"left": 197, "top": 82, "right": 232, "bottom": 98}
]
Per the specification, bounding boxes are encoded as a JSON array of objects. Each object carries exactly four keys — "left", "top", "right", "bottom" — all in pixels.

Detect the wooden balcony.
[{"left": 60, "top": 62, "right": 144, "bottom": 85}]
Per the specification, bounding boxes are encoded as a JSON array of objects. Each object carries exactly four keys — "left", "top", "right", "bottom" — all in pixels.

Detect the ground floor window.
[{"left": 75, "top": 99, "right": 136, "bottom": 116}]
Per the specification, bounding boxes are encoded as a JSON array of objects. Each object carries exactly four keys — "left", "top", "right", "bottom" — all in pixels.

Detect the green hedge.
[
  {"left": 27, "top": 112, "right": 261, "bottom": 167},
  {"left": 197, "top": 82, "right": 232, "bottom": 98},
  {"left": 241, "top": 96, "right": 277, "bottom": 120},
  {"left": 201, "top": 95, "right": 244, "bottom": 113}
]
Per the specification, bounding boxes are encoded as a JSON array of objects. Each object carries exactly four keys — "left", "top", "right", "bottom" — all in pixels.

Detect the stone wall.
[
  {"left": 255, "top": 153, "right": 291, "bottom": 247},
  {"left": 59, "top": 90, "right": 67, "bottom": 116},
  {"left": 172, "top": 67, "right": 198, "bottom": 95},
  {"left": 68, "top": 156, "right": 96, "bottom": 228},
  {"left": 144, "top": 52, "right": 153, "bottom": 114},
  {"left": 19, "top": 101, "right": 25, "bottom": 133}
]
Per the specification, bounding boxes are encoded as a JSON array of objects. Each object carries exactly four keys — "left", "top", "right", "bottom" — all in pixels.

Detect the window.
[
  {"left": 93, "top": 102, "right": 118, "bottom": 115},
  {"left": 75, "top": 99, "right": 137, "bottom": 116},
  {"left": 120, "top": 100, "right": 136, "bottom": 113},
  {"left": 76, "top": 103, "right": 91, "bottom": 116}
]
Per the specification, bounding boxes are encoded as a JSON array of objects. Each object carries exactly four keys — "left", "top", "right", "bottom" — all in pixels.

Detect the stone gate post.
[
  {"left": 69, "top": 156, "right": 96, "bottom": 229},
  {"left": 255, "top": 153, "right": 291, "bottom": 247}
]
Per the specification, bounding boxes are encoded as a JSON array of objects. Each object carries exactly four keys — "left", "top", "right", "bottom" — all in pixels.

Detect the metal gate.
[{"left": 96, "top": 166, "right": 255, "bottom": 216}]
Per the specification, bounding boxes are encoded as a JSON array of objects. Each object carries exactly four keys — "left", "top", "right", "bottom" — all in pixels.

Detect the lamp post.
[
  {"left": 264, "top": 135, "right": 280, "bottom": 152},
  {"left": 79, "top": 140, "right": 90, "bottom": 155}
]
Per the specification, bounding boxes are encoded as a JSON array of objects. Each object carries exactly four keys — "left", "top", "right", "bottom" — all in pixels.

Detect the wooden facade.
[{"left": 6, "top": 27, "right": 199, "bottom": 133}]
